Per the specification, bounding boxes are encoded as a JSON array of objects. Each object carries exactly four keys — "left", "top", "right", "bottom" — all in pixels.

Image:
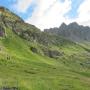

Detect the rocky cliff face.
[
  {"left": 45, "top": 22, "right": 90, "bottom": 42},
  {"left": 0, "top": 7, "right": 41, "bottom": 38},
  {"left": 0, "top": 7, "right": 24, "bottom": 37}
]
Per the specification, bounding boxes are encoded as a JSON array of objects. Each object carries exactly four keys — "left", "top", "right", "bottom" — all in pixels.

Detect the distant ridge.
[{"left": 45, "top": 22, "right": 90, "bottom": 42}]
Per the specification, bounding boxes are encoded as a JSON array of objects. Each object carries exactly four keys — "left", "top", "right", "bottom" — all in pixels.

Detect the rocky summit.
[{"left": 45, "top": 22, "right": 90, "bottom": 42}]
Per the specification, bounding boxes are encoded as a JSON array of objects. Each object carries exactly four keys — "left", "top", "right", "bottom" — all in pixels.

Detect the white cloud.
[
  {"left": 68, "top": 0, "right": 90, "bottom": 26},
  {"left": 26, "top": 0, "right": 71, "bottom": 30},
  {"left": 14, "top": 0, "right": 33, "bottom": 13},
  {"left": 13, "top": 0, "right": 90, "bottom": 30}
]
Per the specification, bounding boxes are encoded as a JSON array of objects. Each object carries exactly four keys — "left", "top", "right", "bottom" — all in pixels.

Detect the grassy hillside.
[
  {"left": 0, "top": 6, "right": 90, "bottom": 90},
  {"left": 0, "top": 27, "right": 90, "bottom": 90}
]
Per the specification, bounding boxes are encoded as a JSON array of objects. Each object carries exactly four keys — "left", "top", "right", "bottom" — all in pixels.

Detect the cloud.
[
  {"left": 26, "top": 0, "right": 71, "bottom": 30},
  {"left": 13, "top": 0, "right": 33, "bottom": 13},
  {"left": 13, "top": 0, "right": 90, "bottom": 30},
  {"left": 76, "top": 0, "right": 90, "bottom": 26},
  {"left": 67, "top": 0, "right": 90, "bottom": 26}
]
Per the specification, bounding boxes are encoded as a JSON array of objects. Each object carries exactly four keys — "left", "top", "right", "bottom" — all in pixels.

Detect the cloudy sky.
[{"left": 0, "top": 0, "right": 90, "bottom": 30}]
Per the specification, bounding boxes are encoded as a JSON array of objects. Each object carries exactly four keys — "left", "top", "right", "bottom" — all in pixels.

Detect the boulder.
[
  {"left": 30, "top": 47, "right": 38, "bottom": 53},
  {"left": 43, "top": 49, "right": 62, "bottom": 59}
]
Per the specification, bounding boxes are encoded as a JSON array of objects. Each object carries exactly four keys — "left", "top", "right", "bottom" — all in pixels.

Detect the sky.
[{"left": 0, "top": 0, "right": 90, "bottom": 30}]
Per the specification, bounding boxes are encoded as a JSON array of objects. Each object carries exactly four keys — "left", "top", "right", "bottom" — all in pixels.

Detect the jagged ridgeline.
[{"left": 44, "top": 22, "right": 90, "bottom": 42}]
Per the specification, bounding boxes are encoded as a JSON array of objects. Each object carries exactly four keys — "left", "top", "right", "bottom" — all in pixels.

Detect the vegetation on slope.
[{"left": 0, "top": 7, "right": 90, "bottom": 90}]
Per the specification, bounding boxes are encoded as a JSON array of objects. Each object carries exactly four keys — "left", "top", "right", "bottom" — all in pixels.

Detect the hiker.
[{"left": 6, "top": 55, "right": 10, "bottom": 60}]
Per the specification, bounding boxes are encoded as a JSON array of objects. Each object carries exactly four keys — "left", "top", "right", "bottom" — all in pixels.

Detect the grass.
[{"left": 0, "top": 28, "right": 90, "bottom": 90}]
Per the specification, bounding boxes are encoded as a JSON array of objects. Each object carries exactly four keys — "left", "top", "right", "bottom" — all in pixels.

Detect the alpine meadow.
[{"left": 0, "top": 5, "right": 90, "bottom": 90}]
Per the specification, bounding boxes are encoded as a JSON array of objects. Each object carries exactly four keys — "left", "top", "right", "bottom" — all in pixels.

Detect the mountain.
[
  {"left": 0, "top": 7, "right": 90, "bottom": 90},
  {"left": 45, "top": 22, "right": 90, "bottom": 42}
]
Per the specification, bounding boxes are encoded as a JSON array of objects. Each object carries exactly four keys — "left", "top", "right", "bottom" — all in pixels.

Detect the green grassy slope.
[{"left": 0, "top": 27, "right": 90, "bottom": 90}]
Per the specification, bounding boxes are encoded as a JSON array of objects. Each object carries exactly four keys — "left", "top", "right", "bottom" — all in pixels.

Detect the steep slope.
[{"left": 0, "top": 7, "right": 90, "bottom": 90}]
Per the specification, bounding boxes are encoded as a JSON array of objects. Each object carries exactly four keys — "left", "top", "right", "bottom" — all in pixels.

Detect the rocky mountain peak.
[
  {"left": 44, "top": 22, "right": 90, "bottom": 42},
  {"left": 60, "top": 22, "right": 67, "bottom": 27}
]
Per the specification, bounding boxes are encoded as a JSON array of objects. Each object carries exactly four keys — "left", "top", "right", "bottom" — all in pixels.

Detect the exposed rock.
[
  {"left": 30, "top": 47, "right": 38, "bottom": 53},
  {"left": 42, "top": 48, "right": 62, "bottom": 59},
  {"left": 44, "top": 22, "right": 90, "bottom": 42},
  {"left": 0, "top": 26, "right": 5, "bottom": 37}
]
